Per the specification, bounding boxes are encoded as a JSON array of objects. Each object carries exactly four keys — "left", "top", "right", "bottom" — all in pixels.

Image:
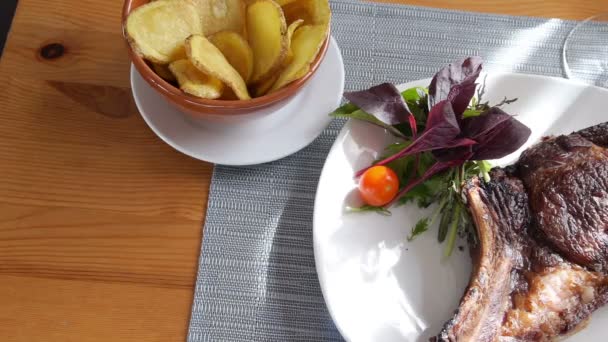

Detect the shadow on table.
[{"left": 0, "top": 0, "right": 18, "bottom": 59}]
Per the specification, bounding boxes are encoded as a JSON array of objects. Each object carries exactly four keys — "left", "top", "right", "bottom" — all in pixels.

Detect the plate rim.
[
  {"left": 312, "top": 72, "right": 608, "bottom": 341},
  {"left": 130, "top": 37, "right": 345, "bottom": 166}
]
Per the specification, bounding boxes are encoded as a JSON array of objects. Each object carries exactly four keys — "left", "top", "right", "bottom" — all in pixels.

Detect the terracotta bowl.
[{"left": 122, "top": 0, "right": 330, "bottom": 117}]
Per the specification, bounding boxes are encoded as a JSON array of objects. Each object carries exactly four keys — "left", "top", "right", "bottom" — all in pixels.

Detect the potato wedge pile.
[{"left": 125, "top": 0, "right": 330, "bottom": 100}]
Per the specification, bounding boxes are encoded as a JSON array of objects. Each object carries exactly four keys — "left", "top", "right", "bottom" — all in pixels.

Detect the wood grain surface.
[{"left": 1, "top": 0, "right": 607, "bottom": 341}]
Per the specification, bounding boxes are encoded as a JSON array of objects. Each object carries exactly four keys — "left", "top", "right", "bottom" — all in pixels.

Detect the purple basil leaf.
[
  {"left": 428, "top": 57, "right": 483, "bottom": 108},
  {"left": 470, "top": 117, "right": 531, "bottom": 160},
  {"left": 461, "top": 107, "right": 531, "bottom": 160},
  {"left": 392, "top": 100, "right": 462, "bottom": 157},
  {"left": 424, "top": 99, "right": 459, "bottom": 130},
  {"left": 433, "top": 144, "right": 473, "bottom": 162},
  {"left": 356, "top": 101, "right": 462, "bottom": 177},
  {"left": 461, "top": 107, "right": 512, "bottom": 138},
  {"left": 344, "top": 83, "right": 413, "bottom": 126},
  {"left": 448, "top": 82, "right": 478, "bottom": 118}
]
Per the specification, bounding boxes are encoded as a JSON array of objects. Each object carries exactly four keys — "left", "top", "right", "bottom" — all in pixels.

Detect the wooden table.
[{"left": 1, "top": 0, "right": 607, "bottom": 340}]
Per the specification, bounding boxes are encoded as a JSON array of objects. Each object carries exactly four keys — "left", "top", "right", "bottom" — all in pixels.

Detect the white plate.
[
  {"left": 313, "top": 73, "right": 608, "bottom": 342},
  {"left": 130, "top": 37, "right": 344, "bottom": 166}
]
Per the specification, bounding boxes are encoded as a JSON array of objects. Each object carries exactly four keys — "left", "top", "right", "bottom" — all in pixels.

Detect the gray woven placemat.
[{"left": 188, "top": 1, "right": 602, "bottom": 341}]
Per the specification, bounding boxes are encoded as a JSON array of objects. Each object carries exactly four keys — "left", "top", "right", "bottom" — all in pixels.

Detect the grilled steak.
[{"left": 434, "top": 122, "right": 608, "bottom": 341}]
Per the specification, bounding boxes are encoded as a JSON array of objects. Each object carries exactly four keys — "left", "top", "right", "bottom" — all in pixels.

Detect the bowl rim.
[{"left": 121, "top": 0, "right": 331, "bottom": 112}]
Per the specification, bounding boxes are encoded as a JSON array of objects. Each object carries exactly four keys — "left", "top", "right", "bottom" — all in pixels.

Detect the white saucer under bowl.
[{"left": 130, "top": 37, "right": 345, "bottom": 166}]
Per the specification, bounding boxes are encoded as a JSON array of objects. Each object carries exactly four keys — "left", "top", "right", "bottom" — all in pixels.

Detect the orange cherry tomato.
[{"left": 358, "top": 165, "right": 399, "bottom": 206}]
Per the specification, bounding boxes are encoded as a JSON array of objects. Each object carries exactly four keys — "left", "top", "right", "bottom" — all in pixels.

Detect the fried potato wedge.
[
  {"left": 152, "top": 63, "right": 176, "bottom": 82},
  {"left": 185, "top": 34, "right": 251, "bottom": 100},
  {"left": 284, "top": 19, "right": 304, "bottom": 65},
  {"left": 270, "top": 24, "right": 326, "bottom": 92},
  {"left": 246, "top": 0, "right": 288, "bottom": 83},
  {"left": 254, "top": 58, "right": 309, "bottom": 97},
  {"left": 257, "top": 66, "right": 307, "bottom": 97},
  {"left": 193, "top": 0, "right": 246, "bottom": 36},
  {"left": 169, "top": 59, "right": 224, "bottom": 99},
  {"left": 209, "top": 31, "right": 254, "bottom": 83},
  {"left": 125, "top": 0, "right": 202, "bottom": 64},
  {"left": 282, "top": 0, "right": 331, "bottom": 26},
  {"left": 252, "top": 74, "right": 279, "bottom": 97},
  {"left": 293, "top": 65, "right": 309, "bottom": 80}
]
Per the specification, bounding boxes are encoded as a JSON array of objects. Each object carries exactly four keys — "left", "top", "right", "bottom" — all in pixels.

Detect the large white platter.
[{"left": 313, "top": 73, "right": 608, "bottom": 341}]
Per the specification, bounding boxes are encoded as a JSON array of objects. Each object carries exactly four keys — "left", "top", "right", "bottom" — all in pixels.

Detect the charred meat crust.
[
  {"left": 517, "top": 129, "right": 608, "bottom": 271},
  {"left": 433, "top": 122, "right": 608, "bottom": 341},
  {"left": 433, "top": 170, "right": 530, "bottom": 342},
  {"left": 578, "top": 122, "right": 608, "bottom": 148}
]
